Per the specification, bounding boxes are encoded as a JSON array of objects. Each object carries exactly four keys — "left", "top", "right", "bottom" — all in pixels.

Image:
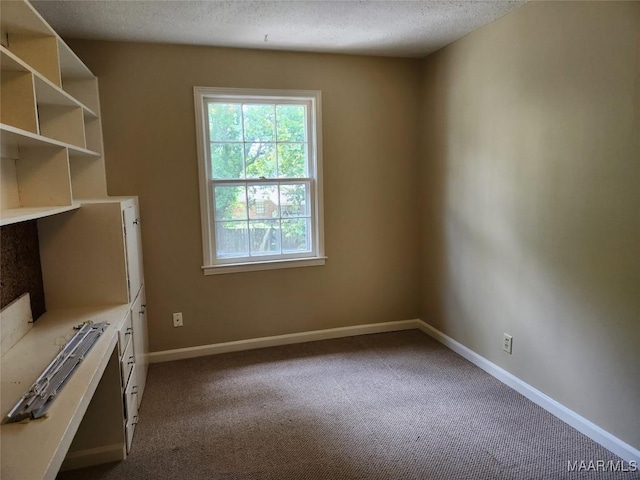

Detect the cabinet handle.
[
  {"left": 133, "top": 219, "right": 140, "bottom": 225},
  {"left": 133, "top": 415, "right": 138, "bottom": 426},
  {"left": 125, "top": 327, "right": 133, "bottom": 336},
  {"left": 128, "top": 356, "right": 135, "bottom": 365},
  {"left": 132, "top": 385, "right": 139, "bottom": 394}
]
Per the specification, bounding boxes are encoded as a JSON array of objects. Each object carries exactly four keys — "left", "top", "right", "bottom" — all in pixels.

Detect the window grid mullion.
[
  {"left": 210, "top": 140, "right": 307, "bottom": 145},
  {"left": 277, "top": 184, "right": 283, "bottom": 253},
  {"left": 243, "top": 180, "right": 250, "bottom": 243},
  {"left": 274, "top": 107, "right": 279, "bottom": 178},
  {"left": 240, "top": 103, "right": 247, "bottom": 179},
  {"left": 212, "top": 178, "right": 311, "bottom": 185}
]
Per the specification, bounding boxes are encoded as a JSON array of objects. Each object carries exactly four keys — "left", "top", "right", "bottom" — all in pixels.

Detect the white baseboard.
[
  {"left": 148, "top": 317, "right": 638, "bottom": 462},
  {"left": 149, "top": 319, "right": 422, "bottom": 364},
  {"left": 60, "top": 443, "right": 126, "bottom": 471},
  {"left": 415, "top": 319, "right": 640, "bottom": 464}
]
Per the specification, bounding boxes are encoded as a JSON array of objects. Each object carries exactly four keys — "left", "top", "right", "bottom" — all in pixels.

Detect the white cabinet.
[
  {"left": 38, "top": 197, "right": 149, "bottom": 459},
  {"left": 35, "top": 198, "right": 150, "bottom": 427},
  {"left": 38, "top": 197, "right": 146, "bottom": 309},
  {"left": 123, "top": 203, "right": 144, "bottom": 301},
  {"left": 122, "top": 202, "right": 149, "bottom": 407}
]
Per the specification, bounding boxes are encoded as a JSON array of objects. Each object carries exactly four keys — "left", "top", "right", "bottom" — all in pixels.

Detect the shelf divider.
[
  {"left": 6, "top": 33, "right": 61, "bottom": 87},
  {"left": 17, "top": 146, "right": 73, "bottom": 207},
  {"left": 0, "top": 70, "right": 38, "bottom": 133}
]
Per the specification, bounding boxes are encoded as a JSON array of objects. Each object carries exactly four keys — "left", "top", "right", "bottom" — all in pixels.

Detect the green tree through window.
[{"left": 195, "top": 87, "right": 324, "bottom": 273}]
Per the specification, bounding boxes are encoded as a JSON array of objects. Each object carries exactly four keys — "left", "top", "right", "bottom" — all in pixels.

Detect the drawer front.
[
  {"left": 124, "top": 366, "right": 139, "bottom": 421},
  {"left": 131, "top": 286, "right": 149, "bottom": 406},
  {"left": 120, "top": 337, "right": 135, "bottom": 387},
  {"left": 117, "top": 311, "right": 133, "bottom": 358},
  {"left": 125, "top": 399, "right": 139, "bottom": 453}
]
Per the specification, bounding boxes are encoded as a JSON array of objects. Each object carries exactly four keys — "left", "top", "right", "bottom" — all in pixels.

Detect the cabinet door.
[
  {"left": 132, "top": 286, "right": 149, "bottom": 405},
  {"left": 123, "top": 203, "right": 144, "bottom": 301}
]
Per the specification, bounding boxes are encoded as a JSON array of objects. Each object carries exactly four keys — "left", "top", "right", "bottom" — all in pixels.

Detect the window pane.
[
  {"left": 280, "top": 183, "right": 309, "bottom": 217},
  {"left": 243, "top": 104, "right": 275, "bottom": 142},
  {"left": 249, "top": 220, "right": 281, "bottom": 255},
  {"left": 211, "top": 143, "right": 244, "bottom": 179},
  {"left": 245, "top": 143, "right": 276, "bottom": 178},
  {"left": 281, "top": 218, "right": 311, "bottom": 253},
  {"left": 209, "top": 103, "right": 242, "bottom": 142},
  {"left": 248, "top": 184, "right": 278, "bottom": 219},
  {"left": 276, "top": 105, "right": 306, "bottom": 142},
  {"left": 214, "top": 185, "right": 247, "bottom": 220},
  {"left": 216, "top": 221, "right": 249, "bottom": 257},
  {"left": 277, "top": 143, "right": 307, "bottom": 178}
]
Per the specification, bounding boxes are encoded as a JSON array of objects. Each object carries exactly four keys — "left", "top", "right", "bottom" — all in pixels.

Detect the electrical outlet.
[
  {"left": 173, "top": 312, "right": 183, "bottom": 327},
  {"left": 503, "top": 333, "right": 513, "bottom": 354}
]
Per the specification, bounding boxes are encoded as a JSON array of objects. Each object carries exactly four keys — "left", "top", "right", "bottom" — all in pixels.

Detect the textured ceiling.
[{"left": 31, "top": 1, "right": 525, "bottom": 58}]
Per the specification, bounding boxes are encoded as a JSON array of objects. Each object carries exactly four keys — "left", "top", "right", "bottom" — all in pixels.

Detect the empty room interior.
[{"left": 0, "top": 0, "right": 638, "bottom": 479}]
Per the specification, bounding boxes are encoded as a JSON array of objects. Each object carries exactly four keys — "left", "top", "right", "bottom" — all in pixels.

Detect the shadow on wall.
[{"left": 419, "top": 0, "right": 639, "bottom": 449}]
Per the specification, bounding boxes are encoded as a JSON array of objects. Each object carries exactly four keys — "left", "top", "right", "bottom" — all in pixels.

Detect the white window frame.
[{"left": 194, "top": 87, "right": 325, "bottom": 275}]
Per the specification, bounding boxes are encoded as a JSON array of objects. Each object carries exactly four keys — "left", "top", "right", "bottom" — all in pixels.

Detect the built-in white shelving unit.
[
  {"left": 0, "top": 0, "right": 107, "bottom": 225},
  {"left": 0, "top": 1, "right": 149, "bottom": 477}
]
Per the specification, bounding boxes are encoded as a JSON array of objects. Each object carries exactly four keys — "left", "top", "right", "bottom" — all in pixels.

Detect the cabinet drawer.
[
  {"left": 125, "top": 398, "right": 139, "bottom": 453},
  {"left": 120, "top": 337, "right": 135, "bottom": 387},
  {"left": 124, "top": 366, "right": 139, "bottom": 422},
  {"left": 132, "top": 286, "right": 148, "bottom": 407},
  {"left": 125, "top": 373, "right": 139, "bottom": 453},
  {"left": 117, "top": 311, "right": 133, "bottom": 358}
]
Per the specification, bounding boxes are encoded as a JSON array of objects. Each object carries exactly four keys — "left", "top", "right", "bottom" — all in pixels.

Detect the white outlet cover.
[{"left": 503, "top": 334, "right": 513, "bottom": 354}]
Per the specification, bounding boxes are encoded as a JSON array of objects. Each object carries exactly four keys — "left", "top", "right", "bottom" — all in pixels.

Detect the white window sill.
[{"left": 202, "top": 256, "right": 327, "bottom": 275}]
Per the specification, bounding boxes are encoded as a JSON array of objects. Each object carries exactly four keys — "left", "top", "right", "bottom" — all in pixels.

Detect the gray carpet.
[{"left": 58, "top": 330, "right": 637, "bottom": 480}]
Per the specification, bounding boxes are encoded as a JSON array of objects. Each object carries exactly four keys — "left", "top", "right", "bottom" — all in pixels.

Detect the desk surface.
[{"left": 1, "top": 304, "right": 129, "bottom": 480}]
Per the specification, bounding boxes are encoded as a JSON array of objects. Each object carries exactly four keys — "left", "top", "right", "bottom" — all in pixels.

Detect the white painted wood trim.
[
  {"left": 415, "top": 319, "right": 640, "bottom": 463},
  {"left": 193, "top": 87, "right": 324, "bottom": 273},
  {"left": 149, "top": 319, "right": 422, "bottom": 363},
  {"left": 0, "top": 123, "right": 101, "bottom": 158},
  {"left": 60, "top": 443, "right": 126, "bottom": 471},
  {"left": 0, "top": 203, "right": 80, "bottom": 227},
  {"left": 203, "top": 256, "right": 327, "bottom": 275},
  {"left": 0, "top": 293, "right": 32, "bottom": 356}
]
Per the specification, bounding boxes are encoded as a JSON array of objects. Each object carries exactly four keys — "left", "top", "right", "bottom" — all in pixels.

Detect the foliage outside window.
[{"left": 194, "top": 88, "right": 325, "bottom": 274}]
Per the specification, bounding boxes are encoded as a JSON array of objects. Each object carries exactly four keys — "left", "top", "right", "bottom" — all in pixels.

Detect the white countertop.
[{"left": 1, "top": 304, "right": 130, "bottom": 480}]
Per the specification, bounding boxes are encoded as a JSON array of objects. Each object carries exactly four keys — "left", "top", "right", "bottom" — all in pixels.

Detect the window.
[{"left": 194, "top": 87, "right": 325, "bottom": 274}]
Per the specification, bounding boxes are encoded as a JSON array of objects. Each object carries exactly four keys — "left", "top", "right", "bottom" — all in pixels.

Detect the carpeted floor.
[{"left": 57, "top": 330, "right": 637, "bottom": 480}]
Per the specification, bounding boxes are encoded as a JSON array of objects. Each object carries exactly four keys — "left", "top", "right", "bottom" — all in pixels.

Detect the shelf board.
[
  {"left": 0, "top": 203, "right": 80, "bottom": 226},
  {"left": 0, "top": 123, "right": 101, "bottom": 158},
  {"left": 0, "top": 46, "right": 29, "bottom": 72},
  {"left": 58, "top": 39, "right": 95, "bottom": 80},
  {"left": 34, "top": 75, "right": 98, "bottom": 118},
  {"left": 1, "top": 46, "right": 98, "bottom": 119}
]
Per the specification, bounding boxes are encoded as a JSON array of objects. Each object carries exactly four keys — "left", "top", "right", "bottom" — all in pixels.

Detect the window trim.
[{"left": 194, "top": 87, "right": 325, "bottom": 275}]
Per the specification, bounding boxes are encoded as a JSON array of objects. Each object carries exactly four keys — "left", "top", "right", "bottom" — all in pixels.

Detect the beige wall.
[
  {"left": 420, "top": 1, "right": 639, "bottom": 449},
  {"left": 68, "top": 40, "right": 423, "bottom": 353}
]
